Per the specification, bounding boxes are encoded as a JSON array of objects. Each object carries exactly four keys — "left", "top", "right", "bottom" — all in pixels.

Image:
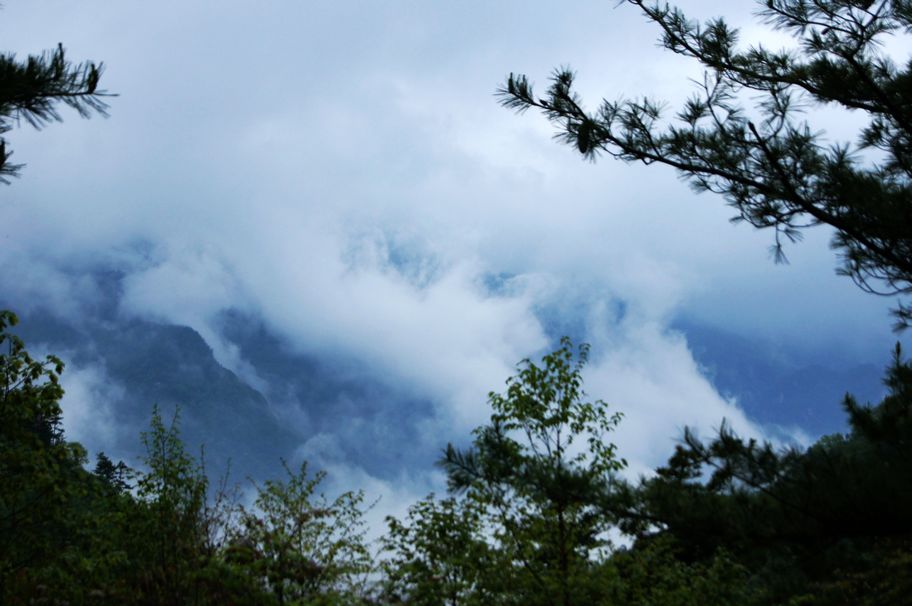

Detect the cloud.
[
  {"left": 0, "top": 0, "right": 901, "bottom": 507},
  {"left": 584, "top": 319, "right": 760, "bottom": 477},
  {"left": 56, "top": 358, "right": 127, "bottom": 458}
]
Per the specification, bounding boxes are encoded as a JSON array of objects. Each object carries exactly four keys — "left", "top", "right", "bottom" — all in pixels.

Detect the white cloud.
[
  {"left": 0, "top": 0, "right": 901, "bottom": 504},
  {"left": 57, "top": 359, "right": 126, "bottom": 458},
  {"left": 585, "top": 320, "right": 760, "bottom": 478}
]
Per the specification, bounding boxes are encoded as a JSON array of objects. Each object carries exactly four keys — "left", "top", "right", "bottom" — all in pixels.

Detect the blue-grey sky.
[{"left": 1, "top": 0, "right": 906, "bottom": 523}]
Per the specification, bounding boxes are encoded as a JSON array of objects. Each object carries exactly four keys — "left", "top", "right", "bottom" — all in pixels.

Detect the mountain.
[
  {"left": 674, "top": 318, "right": 887, "bottom": 437},
  {"left": 2, "top": 274, "right": 889, "bottom": 486},
  {"left": 5, "top": 306, "right": 297, "bottom": 482},
  {"left": 2, "top": 297, "right": 438, "bottom": 484}
]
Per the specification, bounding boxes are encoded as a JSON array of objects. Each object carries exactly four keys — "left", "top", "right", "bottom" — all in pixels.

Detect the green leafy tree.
[
  {"left": 601, "top": 536, "right": 757, "bottom": 606},
  {"left": 0, "top": 310, "right": 85, "bottom": 597},
  {"left": 499, "top": 0, "right": 912, "bottom": 327},
  {"left": 1, "top": 40, "right": 112, "bottom": 182},
  {"left": 227, "top": 461, "right": 374, "bottom": 605},
  {"left": 129, "top": 406, "right": 229, "bottom": 605},
  {"left": 441, "top": 337, "right": 625, "bottom": 606},
  {"left": 379, "top": 494, "right": 500, "bottom": 606},
  {"left": 0, "top": 311, "right": 137, "bottom": 604}
]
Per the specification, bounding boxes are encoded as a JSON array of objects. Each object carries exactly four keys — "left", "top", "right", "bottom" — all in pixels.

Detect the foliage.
[
  {"left": 126, "top": 406, "right": 219, "bottom": 604},
  {"left": 379, "top": 494, "right": 499, "bottom": 605},
  {"left": 94, "top": 451, "right": 131, "bottom": 493},
  {"left": 228, "top": 461, "right": 374, "bottom": 605},
  {"left": 0, "top": 41, "right": 112, "bottom": 182},
  {"left": 613, "top": 344, "right": 912, "bottom": 604},
  {"left": 441, "top": 337, "right": 625, "bottom": 606},
  {"left": 0, "top": 309, "right": 87, "bottom": 599},
  {"left": 499, "top": 0, "right": 912, "bottom": 327},
  {"left": 2, "top": 307, "right": 912, "bottom": 603},
  {"left": 602, "top": 537, "right": 757, "bottom": 606}
]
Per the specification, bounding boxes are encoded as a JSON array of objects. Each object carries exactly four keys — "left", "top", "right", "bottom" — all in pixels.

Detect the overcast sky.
[{"left": 1, "top": 0, "right": 906, "bottom": 522}]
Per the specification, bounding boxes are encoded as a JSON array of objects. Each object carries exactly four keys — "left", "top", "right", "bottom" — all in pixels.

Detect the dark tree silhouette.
[{"left": 0, "top": 41, "right": 112, "bottom": 182}]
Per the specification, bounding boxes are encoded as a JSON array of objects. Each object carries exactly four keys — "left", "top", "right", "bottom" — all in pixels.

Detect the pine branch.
[{"left": 0, "top": 43, "right": 115, "bottom": 183}]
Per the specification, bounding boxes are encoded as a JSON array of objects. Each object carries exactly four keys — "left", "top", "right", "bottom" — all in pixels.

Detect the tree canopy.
[
  {"left": 499, "top": 0, "right": 912, "bottom": 327},
  {"left": 440, "top": 338, "right": 626, "bottom": 605}
]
